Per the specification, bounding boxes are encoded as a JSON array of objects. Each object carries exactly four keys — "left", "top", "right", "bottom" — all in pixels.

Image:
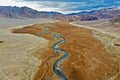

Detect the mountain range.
[
  {"left": 0, "top": 6, "right": 120, "bottom": 21},
  {"left": 0, "top": 6, "right": 62, "bottom": 18}
]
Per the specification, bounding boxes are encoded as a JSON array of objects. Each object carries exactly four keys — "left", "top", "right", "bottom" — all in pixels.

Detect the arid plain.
[
  {"left": 12, "top": 20, "right": 120, "bottom": 80},
  {"left": 0, "top": 18, "right": 57, "bottom": 80}
]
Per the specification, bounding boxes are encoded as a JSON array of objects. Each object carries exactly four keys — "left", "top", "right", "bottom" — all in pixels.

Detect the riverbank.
[
  {"left": 71, "top": 21, "right": 120, "bottom": 61},
  {"left": 0, "top": 25, "right": 49, "bottom": 80},
  {"left": 0, "top": 18, "right": 58, "bottom": 80},
  {"left": 12, "top": 22, "right": 120, "bottom": 80}
]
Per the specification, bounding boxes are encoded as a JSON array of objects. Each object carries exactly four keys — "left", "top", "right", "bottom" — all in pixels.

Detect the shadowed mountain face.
[
  {"left": 66, "top": 7, "right": 120, "bottom": 19},
  {"left": 0, "top": 6, "right": 63, "bottom": 18},
  {"left": 0, "top": 6, "right": 120, "bottom": 21},
  {"left": 93, "top": 7, "right": 120, "bottom": 19}
]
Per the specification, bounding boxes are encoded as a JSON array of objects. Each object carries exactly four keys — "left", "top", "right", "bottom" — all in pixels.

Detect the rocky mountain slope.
[
  {"left": 0, "top": 6, "right": 120, "bottom": 21},
  {"left": 0, "top": 6, "right": 62, "bottom": 18},
  {"left": 52, "top": 7, "right": 120, "bottom": 21},
  {"left": 67, "top": 7, "right": 120, "bottom": 19}
]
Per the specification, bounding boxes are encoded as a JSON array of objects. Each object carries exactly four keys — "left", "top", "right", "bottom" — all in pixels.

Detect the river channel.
[{"left": 51, "top": 32, "right": 69, "bottom": 80}]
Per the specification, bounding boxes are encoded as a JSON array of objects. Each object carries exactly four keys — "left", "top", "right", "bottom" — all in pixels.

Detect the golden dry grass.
[{"left": 12, "top": 22, "right": 120, "bottom": 80}]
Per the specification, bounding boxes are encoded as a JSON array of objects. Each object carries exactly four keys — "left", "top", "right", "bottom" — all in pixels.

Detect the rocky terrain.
[
  {"left": 0, "top": 6, "right": 62, "bottom": 18},
  {"left": 0, "top": 6, "right": 120, "bottom": 21},
  {"left": 66, "top": 7, "right": 120, "bottom": 19}
]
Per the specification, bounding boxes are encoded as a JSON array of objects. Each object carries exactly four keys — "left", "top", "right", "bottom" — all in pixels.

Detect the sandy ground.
[
  {"left": 0, "top": 18, "right": 58, "bottom": 29},
  {"left": 71, "top": 20, "right": 120, "bottom": 37},
  {"left": 0, "top": 18, "right": 57, "bottom": 80}
]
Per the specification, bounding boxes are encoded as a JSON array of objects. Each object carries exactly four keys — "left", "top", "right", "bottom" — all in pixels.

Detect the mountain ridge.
[
  {"left": 0, "top": 6, "right": 63, "bottom": 18},
  {"left": 0, "top": 6, "right": 120, "bottom": 21}
]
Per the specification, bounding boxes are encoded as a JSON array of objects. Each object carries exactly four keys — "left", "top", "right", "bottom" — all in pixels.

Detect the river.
[{"left": 51, "top": 32, "right": 69, "bottom": 80}]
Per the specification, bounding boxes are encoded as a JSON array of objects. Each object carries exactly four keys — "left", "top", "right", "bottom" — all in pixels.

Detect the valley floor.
[
  {"left": 12, "top": 22, "right": 120, "bottom": 80},
  {"left": 0, "top": 18, "right": 57, "bottom": 80},
  {"left": 1, "top": 18, "right": 120, "bottom": 80}
]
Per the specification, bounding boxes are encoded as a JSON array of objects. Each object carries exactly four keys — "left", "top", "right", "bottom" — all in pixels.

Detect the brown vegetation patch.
[
  {"left": 12, "top": 22, "right": 119, "bottom": 80},
  {"left": 0, "top": 41, "right": 4, "bottom": 43}
]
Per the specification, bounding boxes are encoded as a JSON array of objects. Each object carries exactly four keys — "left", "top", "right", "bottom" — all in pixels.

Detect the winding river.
[{"left": 51, "top": 33, "right": 69, "bottom": 80}]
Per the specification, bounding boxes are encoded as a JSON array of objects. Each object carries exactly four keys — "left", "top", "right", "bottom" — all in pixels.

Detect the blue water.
[{"left": 52, "top": 33, "right": 69, "bottom": 80}]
